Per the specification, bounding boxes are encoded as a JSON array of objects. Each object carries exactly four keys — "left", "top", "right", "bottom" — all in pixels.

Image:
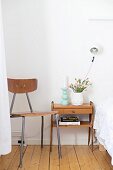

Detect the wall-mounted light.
[
  {"left": 90, "top": 47, "right": 99, "bottom": 62},
  {"left": 90, "top": 47, "right": 98, "bottom": 55},
  {"left": 85, "top": 46, "right": 99, "bottom": 78}
]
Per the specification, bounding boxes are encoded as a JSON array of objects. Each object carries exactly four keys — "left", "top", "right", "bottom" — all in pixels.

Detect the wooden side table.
[{"left": 50, "top": 101, "right": 94, "bottom": 151}]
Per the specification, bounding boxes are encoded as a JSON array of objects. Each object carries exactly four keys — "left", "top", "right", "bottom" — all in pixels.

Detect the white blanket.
[{"left": 94, "top": 98, "right": 113, "bottom": 165}]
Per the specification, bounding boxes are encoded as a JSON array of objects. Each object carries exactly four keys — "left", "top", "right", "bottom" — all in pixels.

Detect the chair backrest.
[
  {"left": 7, "top": 78, "right": 37, "bottom": 93},
  {"left": 7, "top": 78, "right": 38, "bottom": 113}
]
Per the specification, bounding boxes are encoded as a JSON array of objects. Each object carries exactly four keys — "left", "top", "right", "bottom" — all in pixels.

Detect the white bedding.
[{"left": 94, "top": 98, "right": 113, "bottom": 165}]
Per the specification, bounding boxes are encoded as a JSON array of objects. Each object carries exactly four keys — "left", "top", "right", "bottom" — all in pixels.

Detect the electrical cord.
[{"left": 84, "top": 56, "right": 95, "bottom": 79}]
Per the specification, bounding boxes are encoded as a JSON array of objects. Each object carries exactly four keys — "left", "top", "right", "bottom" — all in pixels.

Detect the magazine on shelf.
[
  {"left": 59, "top": 115, "right": 80, "bottom": 125},
  {"left": 59, "top": 121, "right": 80, "bottom": 125}
]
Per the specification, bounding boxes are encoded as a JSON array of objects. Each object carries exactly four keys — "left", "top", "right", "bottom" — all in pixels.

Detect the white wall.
[{"left": 1, "top": 0, "right": 113, "bottom": 145}]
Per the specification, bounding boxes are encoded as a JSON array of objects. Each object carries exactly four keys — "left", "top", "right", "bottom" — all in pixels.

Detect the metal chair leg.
[
  {"left": 26, "top": 93, "right": 33, "bottom": 113},
  {"left": 10, "top": 93, "right": 16, "bottom": 113},
  {"left": 19, "top": 117, "right": 25, "bottom": 168},
  {"left": 55, "top": 114, "right": 62, "bottom": 159},
  {"left": 41, "top": 116, "right": 44, "bottom": 148}
]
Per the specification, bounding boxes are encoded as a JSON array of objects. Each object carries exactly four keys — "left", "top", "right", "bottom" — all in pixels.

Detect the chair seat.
[{"left": 11, "top": 111, "right": 58, "bottom": 117}]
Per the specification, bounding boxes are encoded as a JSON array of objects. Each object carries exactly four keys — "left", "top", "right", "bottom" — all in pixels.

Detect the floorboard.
[
  {"left": 38, "top": 146, "right": 50, "bottom": 170},
  {"left": 50, "top": 146, "right": 59, "bottom": 170},
  {"left": 93, "top": 148, "right": 113, "bottom": 170},
  {"left": 75, "top": 146, "right": 101, "bottom": 170},
  {"left": 0, "top": 146, "right": 17, "bottom": 170},
  {"left": 0, "top": 145, "right": 113, "bottom": 170}
]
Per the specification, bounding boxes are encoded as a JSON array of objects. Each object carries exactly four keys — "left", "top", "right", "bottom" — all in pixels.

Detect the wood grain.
[
  {"left": 75, "top": 146, "right": 101, "bottom": 170},
  {"left": 0, "top": 145, "right": 113, "bottom": 170},
  {"left": 50, "top": 146, "right": 59, "bottom": 170}
]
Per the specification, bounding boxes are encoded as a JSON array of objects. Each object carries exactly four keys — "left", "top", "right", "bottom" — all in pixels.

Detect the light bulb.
[{"left": 90, "top": 47, "right": 98, "bottom": 55}]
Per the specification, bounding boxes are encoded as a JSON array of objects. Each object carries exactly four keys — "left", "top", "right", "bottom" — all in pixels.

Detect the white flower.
[{"left": 69, "top": 78, "right": 91, "bottom": 93}]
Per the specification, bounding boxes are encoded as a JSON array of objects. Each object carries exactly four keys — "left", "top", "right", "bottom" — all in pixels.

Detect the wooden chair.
[{"left": 7, "top": 78, "right": 61, "bottom": 167}]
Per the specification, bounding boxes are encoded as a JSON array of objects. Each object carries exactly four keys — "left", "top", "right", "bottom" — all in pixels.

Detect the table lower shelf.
[{"left": 53, "top": 121, "right": 93, "bottom": 128}]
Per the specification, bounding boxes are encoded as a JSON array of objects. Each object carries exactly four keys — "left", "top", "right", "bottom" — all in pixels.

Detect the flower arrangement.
[{"left": 69, "top": 78, "right": 91, "bottom": 93}]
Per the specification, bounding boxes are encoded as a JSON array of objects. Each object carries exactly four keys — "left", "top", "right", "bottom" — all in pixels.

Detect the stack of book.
[{"left": 59, "top": 115, "right": 80, "bottom": 125}]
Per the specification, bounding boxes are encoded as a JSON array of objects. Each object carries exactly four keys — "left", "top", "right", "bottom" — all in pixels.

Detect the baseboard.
[
  {"left": 12, "top": 138, "right": 49, "bottom": 145},
  {"left": 99, "top": 143, "right": 106, "bottom": 151},
  {"left": 12, "top": 137, "right": 97, "bottom": 145}
]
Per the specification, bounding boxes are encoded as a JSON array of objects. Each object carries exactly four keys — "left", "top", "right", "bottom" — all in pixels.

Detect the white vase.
[{"left": 71, "top": 92, "right": 83, "bottom": 105}]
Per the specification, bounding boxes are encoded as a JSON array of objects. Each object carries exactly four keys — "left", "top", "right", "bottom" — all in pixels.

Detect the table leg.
[
  {"left": 88, "top": 127, "right": 90, "bottom": 145},
  {"left": 91, "top": 127, "right": 93, "bottom": 152},
  {"left": 50, "top": 115, "right": 53, "bottom": 152},
  {"left": 55, "top": 114, "right": 62, "bottom": 159}
]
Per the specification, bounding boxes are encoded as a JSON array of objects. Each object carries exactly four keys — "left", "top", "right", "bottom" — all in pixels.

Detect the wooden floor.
[{"left": 0, "top": 145, "right": 113, "bottom": 170}]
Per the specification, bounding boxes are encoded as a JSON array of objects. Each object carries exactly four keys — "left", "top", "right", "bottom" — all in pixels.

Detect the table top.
[{"left": 52, "top": 103, "right": 93, "bottom": 109}]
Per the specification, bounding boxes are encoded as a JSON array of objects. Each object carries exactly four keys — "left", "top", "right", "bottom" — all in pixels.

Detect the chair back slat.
[{"left": 7, "top": 78, "right": 37, "bottom": 93}]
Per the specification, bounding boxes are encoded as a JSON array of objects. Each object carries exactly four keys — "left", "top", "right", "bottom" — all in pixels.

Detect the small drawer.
[
  {"left": 63, "top": 108, "right": 92, "bottom": 114},
  {"left": 52, "top": 109, "right": 63, "bottom": 114}
]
